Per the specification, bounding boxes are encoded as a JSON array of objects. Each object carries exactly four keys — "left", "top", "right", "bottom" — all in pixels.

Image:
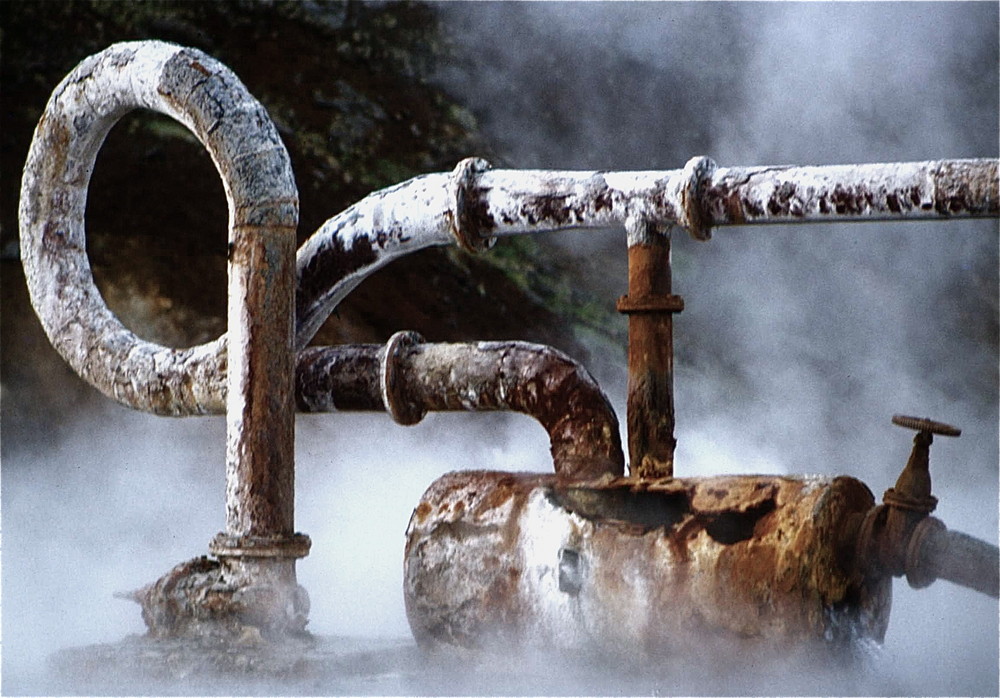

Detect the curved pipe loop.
[
  {"left": 18, "top": 40, "right": 298, "bottom": 416},
  {"left": 295, "top": 336, "right": 625, "bottom": 480}
]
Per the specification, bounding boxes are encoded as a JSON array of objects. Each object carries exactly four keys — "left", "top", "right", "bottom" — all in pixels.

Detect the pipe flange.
[
  {"left": 209, "top": 533, "right": 312, "bottom": 559},
  {"left": 449, "top": 157, "right": 496, "bottom": 253},
  {"left": 883, "top": 487, "right": 938, "bottom": 514},
  {"left": 381, "top": 330, "right": 427, "bottom": 426},
  {"left": 615, "top": 293, "right": 685, "bottom": 314},
  {"left": 679, "top": 156, "right": 718, "bottom": 242},
  {"left": 905, "top": 516, "right": 946, "bottom": 589}
]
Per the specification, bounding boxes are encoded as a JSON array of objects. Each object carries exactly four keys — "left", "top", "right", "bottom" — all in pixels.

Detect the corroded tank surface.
[{"left": 404, "top": 472, "right": 890, "bottom": 657}]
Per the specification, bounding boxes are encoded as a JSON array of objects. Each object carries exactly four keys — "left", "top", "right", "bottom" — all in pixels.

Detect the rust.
[
  {"left": 619, "top": 229, "right": 679, "bottom": 478},
  {"left": 190, "top": 59, "right": 212, "bottom": 76},
  {"left": 295, "top": 344, "right": 382, "bottom": 412},
  {"left": 296, "top": 340, "right": 623, "bottom": 478},
  {"left": 520, "top": 193, "right": 579, "bottom": 227},
  {"left": 846, "top": 415, "right": 998, "bottom": 598},
  {"left": 381, "top": 330, "right": 427, "bottom": 425},
  {"left": 890, "top": 414, "right": 962, "bottom": 437},
  {"left": 296, "top": 225, "right": 378, "bottom": 321},
  {"left": 405, "top": 472, "right": 890, "bottom": 655},
  {"left": 679, "top": 156, "right": 717, "bottom": 240},
  {"left": 450, "top": 157, "right": 496, "bottom": 252}
]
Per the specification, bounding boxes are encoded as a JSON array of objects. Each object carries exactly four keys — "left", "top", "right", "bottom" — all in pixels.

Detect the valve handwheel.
[{"left": 891, "top": 414, "right": 962, "bottom": 437}]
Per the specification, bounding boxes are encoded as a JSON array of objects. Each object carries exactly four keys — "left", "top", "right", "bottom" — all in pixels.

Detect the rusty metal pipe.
[
  {"left": 404, "top": 472, "right": 891, "bottom": 656},
  {"left": 295, "top": 336, "right": 624, "bottom": 480},
  {"left": 617, "top": 221, "right": 682, "bottom": 477},
  {"left": 464, "top": 158, "right": 999, "bottom": 240},
  {"left": 293, "top": 157, "right": 998, "bottom": 349},
  {"left": 19, "top": 41, "right": 309, "bottom": 637},
  {"left": 23, "top": 80, "right": 998, "bottom": 403},
  {"left": 898, "top": 517, "right": 1000, "bottom": 597}
]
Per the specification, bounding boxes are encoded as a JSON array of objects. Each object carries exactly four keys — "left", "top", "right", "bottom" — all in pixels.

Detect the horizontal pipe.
[
  {"left": 470, "top": 158, "right": 998, "bottom": 238},
  {"left": 295, "top": 339, "right": 625, "bottom": 480},
  {"left": 294, "top": 157, "right": 998, "bottom": 347},
  {"left": 916, "top": 522, "right": 999, "bottom": 597}
]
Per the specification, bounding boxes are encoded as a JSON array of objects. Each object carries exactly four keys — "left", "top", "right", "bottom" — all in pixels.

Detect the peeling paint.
[{"left": 404, "top": 472, "right": 891, "bottom": 656}]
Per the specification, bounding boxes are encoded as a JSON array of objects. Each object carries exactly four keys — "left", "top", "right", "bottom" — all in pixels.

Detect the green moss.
[{"left": 482, "top": 236, "right": 626, "bottom": 346}]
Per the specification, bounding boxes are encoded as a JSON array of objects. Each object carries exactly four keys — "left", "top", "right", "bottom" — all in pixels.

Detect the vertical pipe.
[
  {"left": 616, "top": 220, "right": 683, "bottom": 478},
  {"left": 226, "top": 226, "right": 297, "bottom": 539},
  {"left": 209, "top": 192, "right": 311, "bottom": 635}
]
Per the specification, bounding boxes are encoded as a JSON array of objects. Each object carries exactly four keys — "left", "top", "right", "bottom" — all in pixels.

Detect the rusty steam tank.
[{"left": 19, "top": 41, "right": 999, "bottom": 668}]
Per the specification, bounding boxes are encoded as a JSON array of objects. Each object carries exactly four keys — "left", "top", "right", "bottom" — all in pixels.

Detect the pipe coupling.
[
  {"left": 381, "top": 331, "right": 428, "bottom": 426},
  {"left": 209, "top": 533, "right": 312, "bottom": 559},
  {"left": 904, "top": 516, "right": 947, "bottom": 589},
  {"left": 449, "top": 157, "right": 496, "bottom": 252},
  {"left": 679, "top": 156, "right": 717, "bottom": 241}
]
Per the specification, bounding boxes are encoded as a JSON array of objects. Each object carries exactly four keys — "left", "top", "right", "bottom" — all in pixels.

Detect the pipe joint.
[
  {"left": 449, "top": 157, "right": 495, "bottom": 253},
  {"left": 679, "top": 156, "right": 718, "bottom": 241},
  {"left": 209, "top": 533, "right": 312, "bottom": 559},
  {"left": 381, "top": 331, "right": 428, "bottom": 426},
  {"left": 904, "top": 516, "right": 947, "bottom": 590}
]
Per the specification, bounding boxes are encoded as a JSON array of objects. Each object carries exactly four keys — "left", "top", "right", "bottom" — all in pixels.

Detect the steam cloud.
[{"left": 3, "top": 2, "right": 997, "bottom": 695}]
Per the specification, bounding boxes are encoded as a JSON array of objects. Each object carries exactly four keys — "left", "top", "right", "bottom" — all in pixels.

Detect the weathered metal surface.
[
  {"left": 909, "top": 522, "right": 1000, "bottom": 597},
  {"left": 296, "top": 339, "right": 624, "bottom": 479},
  {"left": 291, "top": 157, "right": 998, "bottom": 349},
  {"left": 848, "top": 415, "right": 999, "bottom": 598},
  {"left": 121, "top": 556, "right": 309, "bottom": 640},
  {"left": 617, "top": 221, "right": 681, "bottom": 477},
  {"left": 18, "top": 40, "right": 309, "bottom": 638},
  {"left": 404, "top": 472, "right": 890, "bottom": 656},
  {"left": 22, "top": 56, "right": 999, "bottom": 401},
  {"left": 294, "top": 171, "right": 457, "bottom": 349},
  {"left": 444, "top": 158, "right": 999, "bottom": 242},
  {"left": 21, "top": 42, "right": 1000, "bottom": 655},
  {"left": 18, "top": 41, "right": 238, "bottom": 415}
]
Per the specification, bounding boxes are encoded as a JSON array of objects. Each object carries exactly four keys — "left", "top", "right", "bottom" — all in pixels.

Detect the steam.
[
  {"left": 3, "top": 2, "right": 997, "bottom": 696},
  {"left": 432, "top": 1, "right": 998, "bottom": 695}
]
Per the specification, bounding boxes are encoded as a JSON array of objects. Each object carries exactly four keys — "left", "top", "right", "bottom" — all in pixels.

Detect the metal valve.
[
  {"left": 884, "top": 414, "right": 961, "bottom": 513},
  {"left": 848, "top": 414, "right": 997, "bottom": 597}
]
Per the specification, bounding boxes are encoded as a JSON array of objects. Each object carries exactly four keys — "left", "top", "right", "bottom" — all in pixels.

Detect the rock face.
[{"left": 1, "top": 1, "right": 598, "bottom": 445}]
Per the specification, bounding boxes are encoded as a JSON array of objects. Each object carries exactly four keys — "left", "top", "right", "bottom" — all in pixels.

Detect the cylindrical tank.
[{"left": 404, "top": 471, "right": 890, "bottom": 657}]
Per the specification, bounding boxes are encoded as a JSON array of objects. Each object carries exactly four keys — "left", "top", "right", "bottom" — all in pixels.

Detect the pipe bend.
[
  {"left": 19, "top": 40, "right": 297, "bottom": 416},
  {"left": 295, "top": 340, "right": 624, "bottom": 479}
]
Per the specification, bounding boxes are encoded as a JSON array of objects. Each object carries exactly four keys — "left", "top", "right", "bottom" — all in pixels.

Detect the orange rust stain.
[
  {"left": 414, "top": 501, "right": 432, "bottom": 524},
  {"left": 481, "top": 479, "right": 516, "bottom": 511}
]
